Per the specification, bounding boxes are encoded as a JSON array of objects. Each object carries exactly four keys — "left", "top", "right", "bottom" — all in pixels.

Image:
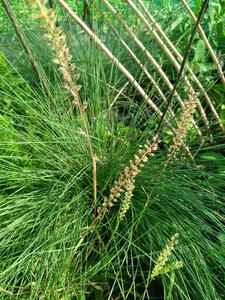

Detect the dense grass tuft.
[{"left": 0, "top": 1, "right": 225, "bottom": 299}]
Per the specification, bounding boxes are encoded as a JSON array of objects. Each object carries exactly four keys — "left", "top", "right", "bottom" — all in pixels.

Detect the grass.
[
  {"left": 0, "top": 50, "right": 224, "bottom": 299},
  {"left": 0, "top": 0, "right": 225, "bottom": 299}
]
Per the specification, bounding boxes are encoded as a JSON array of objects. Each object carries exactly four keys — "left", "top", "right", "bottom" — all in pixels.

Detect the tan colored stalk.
[
  {"left": 110, "top": 81, "right": 129, "bottom": 108},
  {"left": 96, "top": 6, "right": 168, "bottom": 104},
  {"left": 97, "top": 7, "right": 194, "bottom": 160},
  {"left": 136, "top": 0, "right": 225, "bottom": 135},
  {"left": 181, "top": 0, "right": 225, "bottom": 87},
  {"left": 58, "top": 0, "right": 194, "bottom": 159},
  {"left": 100, "top": 0, "right": 204, "bottom": 142},
  {"left": 57, "top": 0, "right": 162, "bottom": 118},
  {"left": 126, "top": 0, "right": 211, "bottom": 140},
  {"left": 29, "top": 0, "right": 97, "bottom": 217},
  {"left": 96, "top": 6, "right": 178, "bottom": 122}
]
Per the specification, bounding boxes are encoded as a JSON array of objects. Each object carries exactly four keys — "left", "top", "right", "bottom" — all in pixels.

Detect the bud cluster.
[
  {"left": 168, "top": 92, "right": 197, "bottom": 161},
  {"left": 98, "top": 135, "right": 159, "bottom": 217}
]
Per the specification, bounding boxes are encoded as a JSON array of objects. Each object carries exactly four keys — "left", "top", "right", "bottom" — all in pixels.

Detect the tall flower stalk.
[{"left": 28, "top": 0, "right": 97, "bottom": 217}]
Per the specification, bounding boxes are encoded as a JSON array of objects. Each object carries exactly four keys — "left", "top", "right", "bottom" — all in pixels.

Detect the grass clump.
[
  {"left": 0, "top": 1, "right": 224, "bottom": 299},
  {"left": 0, "top": 53, "right": 224, "bottom": 300}
]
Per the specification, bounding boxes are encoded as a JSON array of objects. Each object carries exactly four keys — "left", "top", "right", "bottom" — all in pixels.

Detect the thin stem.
[
  {"left": 137, "top": 0, "right": 224, "bottom": 136},
  {"left": 58, "top": 0, "right": 194, "bottom": 160},
  {"left": 126, "top": 0, "right": 209, "bottom": 140},
  {"left": 77, "top": 102, "right": 97, "bottom": 219},
  {"left": 156, "top": 0, "right": 210, "bottom": 134},
  {"left": 1, "top": 0, "right": 53, "bottom": 101},
  {"left": 33, "top": 0, "right": 97, "bottom": 219},
  {"left": 57, "top": 0, "right": 163, "bottom": 117},
  {"left": 181, "top": 0, "right": 225, "bottom": 87}
]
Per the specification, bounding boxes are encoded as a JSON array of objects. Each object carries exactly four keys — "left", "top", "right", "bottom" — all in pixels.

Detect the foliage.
[
  {"left": 0, "top": 81, "right": 224, "bottom": 299},
  {"left": 0, "top": 0, "right": 225, "bottom": 299}
]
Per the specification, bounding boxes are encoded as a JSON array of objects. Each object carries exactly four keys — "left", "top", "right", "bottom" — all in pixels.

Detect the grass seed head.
[{"left": 98, "top": 135, "right": 159, "bottom": 217}]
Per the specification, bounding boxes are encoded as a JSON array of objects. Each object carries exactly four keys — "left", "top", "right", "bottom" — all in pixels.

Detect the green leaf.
[
  {"left": 170, "top": 15, "right": 183, "bottom": 31},
  {"left": 194, "top": 39, "right": 206, "bottom": 63},
  {"left": 200, "top": 152, "right": 225, "bottom": 167}
]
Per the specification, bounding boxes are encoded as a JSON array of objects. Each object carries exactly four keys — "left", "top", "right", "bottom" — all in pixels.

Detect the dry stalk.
[
  {"left": 96, "top": 5, "right": 168, "bottom": 106},
  {"left": 110, "top": 81, "right": 129, "bottom": 108},
  {"left": 57, "top": 0, "right": 162, "bottom": 117},
  {"left": 57, "top": 0, "right": 194, "bottom": 160},
  {"left": 28, "top": 0, "right": 97, "bottom": 217},
  {"left": 181, "top": 0, "right": 225, "bottom": 87},
  {"left": 127, "top": 0, "right": 211, "bottom": 140},
  {"left": 97, "top": 5, "right": 196, "bottom": 143},
  {"left": 136, "top": 0, "right": 225, "bottom": 136},
  {"left": 101, "top": 0, "right": 204, "bottom": 142}
]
